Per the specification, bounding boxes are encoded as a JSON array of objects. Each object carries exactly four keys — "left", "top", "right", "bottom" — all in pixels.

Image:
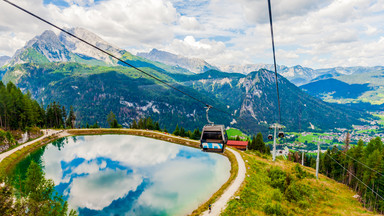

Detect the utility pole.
[
  {"left": 301, "top": 150, "right": 304, "bottom": 166},
  {"left": 316, "top": 139, "right": 320, "bottom": 179}
]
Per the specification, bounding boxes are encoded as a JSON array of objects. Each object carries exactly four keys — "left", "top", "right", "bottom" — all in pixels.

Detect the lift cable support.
[
  {"left": 313, "top": 138, "right": 326, "bottom": 179},
  {"left": 2, "top": 0, "right": 236, "bottom": 119},
  {"left": 326, "top": 153, "right": 384, "bottom": 202},
  {"left": 270, "top": 123, "right": 285, "bottom": 161}
]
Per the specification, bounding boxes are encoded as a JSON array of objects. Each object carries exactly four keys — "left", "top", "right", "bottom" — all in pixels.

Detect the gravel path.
[
  {"left": 0, "top": 129, "right": 65, "bottom": 162},
  {"left": 201, "top": 147, "right": 246, "bottom": 216}
]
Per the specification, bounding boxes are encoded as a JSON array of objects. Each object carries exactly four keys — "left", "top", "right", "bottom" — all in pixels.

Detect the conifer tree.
[{"left": 173, "top": 124, "right": 180, "bottom": 136}]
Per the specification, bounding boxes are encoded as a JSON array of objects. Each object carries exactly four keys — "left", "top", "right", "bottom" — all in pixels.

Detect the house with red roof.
[{"left": 227, "top": 140, "right": 248, "bottom": 151}]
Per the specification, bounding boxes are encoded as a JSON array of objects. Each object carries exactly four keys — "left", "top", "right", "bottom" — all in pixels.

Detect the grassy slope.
[
  {"left": 372, "top": 114, "right": 384, "bottom": 126},
  {"left": 288, "top": 132, "right": 335, "bottom": 144},
  {"left": 222, "top": 151, "right": 377, "bottom": 216},
  {"left": 226, "top": 128, "right": 249, "bottom": 140}
]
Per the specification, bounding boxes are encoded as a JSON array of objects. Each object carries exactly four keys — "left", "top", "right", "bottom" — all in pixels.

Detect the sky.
[{"left": 0, "top": 0, "right": 383, "bottom": 69}]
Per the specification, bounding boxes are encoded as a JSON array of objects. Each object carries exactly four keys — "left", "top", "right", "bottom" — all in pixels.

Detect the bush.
[
  {"left": 268, "top": 167, "right": 287, "bottom": 192},
  {"left": 264, "top": 202, "right": 287, "bottom": 216},
  {"left": 284, "top": 181, "right": 311, "bottom": 202},
  {"left": 293, "top": 164, "right": 314, "bottom": 180},
  {"left": 272, "top": 189, "right": 283, "bottom": 202}
]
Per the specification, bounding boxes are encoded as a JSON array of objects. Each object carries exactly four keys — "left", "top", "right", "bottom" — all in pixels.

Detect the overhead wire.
[
  {"left": 338, "top": 149, "right": 384, "bottom": 178},
  {"left": 326, "top": 153, "right": 384, "bottom": 201},
  {"left": 2, "top": 0, "right": 235, "bottom": 118},
  {"left": 267, "top": 0, "right": 282, "bottom": 125}
]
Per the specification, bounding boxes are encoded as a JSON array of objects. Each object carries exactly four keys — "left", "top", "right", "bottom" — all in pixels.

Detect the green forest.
[
  {"left": 289, "top": 137, "right": 384, "bottom": 213},
  {"left": 0, "top": 81, "right": 77, "bottom": 131}
]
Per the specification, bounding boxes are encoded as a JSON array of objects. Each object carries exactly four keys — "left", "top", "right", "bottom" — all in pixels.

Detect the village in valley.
[{"left": 226, "top": 112, "right": 384, "bottom": 157}]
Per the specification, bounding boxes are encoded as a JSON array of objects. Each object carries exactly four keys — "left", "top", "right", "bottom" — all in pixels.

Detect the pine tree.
[
  {"left": 65, "top": 106, "right": 76, "bottom": 128},
  {"left": 146, "top": 117, "right": 154, "bottom": 130},
  {"left": 179, "top": 127, "right": 186, "bottom": 137},
  {"left": 255, "top": 132, "right": 265, "bottom": 153},
  {"left": 131, "top": 120, "right": 138, "bottom": 129},
  {"left": 343, "top": 131, "right": 350, "bottom": 152},
  {"left": 173, "top": 124, "right": 180, "bottom": 136},
  {"left": 154, "top": 122, "right": 160, "bottom": 131}
]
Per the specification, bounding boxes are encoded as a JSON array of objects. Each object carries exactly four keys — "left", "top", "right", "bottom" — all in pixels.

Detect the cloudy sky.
[{"left": 0, "top": 0, "right": 383, "bottom": 68}]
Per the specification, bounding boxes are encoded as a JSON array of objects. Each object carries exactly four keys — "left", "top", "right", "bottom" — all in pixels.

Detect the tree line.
[
  {"left": 0, "top": 161, "right": 77, "bottom": 215},
  {"left": 248, "top": 132, "right": 271, "bottom": 154},
  {"left": 289, "top": 136, "right": 384, "bottom": 213},
  {"left": 0, "top": 81, "right": 77, "bottom": 131},
  {"left": 129, "top": 117, "right": 202, "bottom": 140}
]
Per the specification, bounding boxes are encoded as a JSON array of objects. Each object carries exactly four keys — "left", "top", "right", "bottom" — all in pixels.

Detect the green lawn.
[
  {"left": 372, "top": 114, "right": 384, "bottom": 126},
  {"left": 226, "top": 128, "right": 249, "bottom": 140},
  {"left": 222, "top": 151, "right": 375, "bottom": 216},
  {"left": 287, "top": 132, "right": 335, "bottom": 144}
]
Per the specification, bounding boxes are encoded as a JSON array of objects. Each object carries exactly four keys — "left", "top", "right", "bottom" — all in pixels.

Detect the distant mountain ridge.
[
  {"left": 1, "top": 28, "right": 372, "bottom": 132},
  {"left": 220, "top": 64, "right": 384, "bottom": 86},
  {"left": 300, "top": 68, "right": 384, "bottom": 107},
  {"left": 137, "top": 48, "right": 218, "bottom": 73},
  {"left": 0, "top": 56, "right": 10, "bottom": 67},
  {"left": 5, "top": 28, "right": 192, "bottom": 75}
]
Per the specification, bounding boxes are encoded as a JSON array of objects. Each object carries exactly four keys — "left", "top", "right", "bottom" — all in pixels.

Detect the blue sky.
[{"left": 0, "top": 0, "right": 384, "bottom": 69}]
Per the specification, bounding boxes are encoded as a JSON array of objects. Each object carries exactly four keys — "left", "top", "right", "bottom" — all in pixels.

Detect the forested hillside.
[{"left": 289, "top": 137, "right": 384, "bottom": 213}]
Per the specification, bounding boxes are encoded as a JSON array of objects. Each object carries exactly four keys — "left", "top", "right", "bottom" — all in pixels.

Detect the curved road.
[{"left": 201, "top": 147, "right": 246, "bottom": 216}]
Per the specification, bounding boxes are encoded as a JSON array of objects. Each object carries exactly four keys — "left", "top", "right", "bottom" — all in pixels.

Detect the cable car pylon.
[{"left": 269, "top": 123, "right": 285, "bottom": 161}]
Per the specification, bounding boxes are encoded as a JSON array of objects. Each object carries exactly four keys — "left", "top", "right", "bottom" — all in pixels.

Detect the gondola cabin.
[{"left": 200, "top": 125, "right": 227, "bottom": 153}]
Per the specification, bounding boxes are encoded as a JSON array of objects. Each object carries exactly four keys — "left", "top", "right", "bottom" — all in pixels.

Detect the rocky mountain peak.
[
  {"left": 59, "top": 27, "right": 123, "bottom": 63},
  {"left": 137, "top": 48, "right": 218, "bottom": 73}
]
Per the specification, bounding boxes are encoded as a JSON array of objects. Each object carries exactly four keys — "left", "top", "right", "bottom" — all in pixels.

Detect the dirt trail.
[
  {"left": 201, "top": 147, "right": 246, "bottom": 216},
  {"left": 0, "top": 129, "right": 67, "bottom": 162}
]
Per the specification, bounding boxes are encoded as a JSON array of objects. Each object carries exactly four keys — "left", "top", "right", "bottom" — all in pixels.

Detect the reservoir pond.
[{"left": 11, "top": 135, "right": 231, "bottom": 215}]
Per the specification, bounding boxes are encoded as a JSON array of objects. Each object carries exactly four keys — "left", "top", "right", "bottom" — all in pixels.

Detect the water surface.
[{"left": 11, "top": 135, "right": 231, "bottom": 215}]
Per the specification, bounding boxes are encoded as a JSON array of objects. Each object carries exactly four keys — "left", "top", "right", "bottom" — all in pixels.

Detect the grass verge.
[
  {"left": 0, "top": 133, "right": 62, "bottom": 181},
  {"left": 221, "top": 151, "right": 378, "bottom": 216}
]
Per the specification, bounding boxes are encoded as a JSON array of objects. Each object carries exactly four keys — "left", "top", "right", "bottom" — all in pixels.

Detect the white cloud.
[
  {"left": 135, "top": 156, "right": 230, "bottom": 215},
  {"left": 39, "top": 135, "right": 231, "bottom": 214},
  {"left": 68, "top": 168, "right": 142, "bottom": 210},
  {"left": 1, "top": 0, "right": 384, "bottom": 68},
  {"left": 179, "top": 16, "right": 202, "bottom": 31}
]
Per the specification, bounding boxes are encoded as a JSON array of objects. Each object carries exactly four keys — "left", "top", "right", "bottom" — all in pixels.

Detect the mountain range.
[
  {"left": 301, "top": 68, "right": 384, "bottom": 108},
  {"left": 0, "top": 56, "right": 10, "bottom": 67},
  {"left": 137, "top": 48, "right": 217, "bottom": 74},
  {"left": 135, "top": 49, "right": 384, "bottom": 87},
  {"left": 0, "top": 28, "right": 372, "bottom": 133}
]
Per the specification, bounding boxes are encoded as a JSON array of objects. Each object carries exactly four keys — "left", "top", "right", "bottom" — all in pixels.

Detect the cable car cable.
[
  {"left": 326, "top": 153, "right": 384, "bottom": 201},
  {"left": 338, "top": 149, "right": 384, "bottom": 178},
  {"left": 267, "top": 0, "right": 282, "bottom": 125},
  {"left": 3, "top": 0, "right": 267, "bottom": 131},
  {"left": 2, "top": 0, "right": 233, "bottom": 115}
]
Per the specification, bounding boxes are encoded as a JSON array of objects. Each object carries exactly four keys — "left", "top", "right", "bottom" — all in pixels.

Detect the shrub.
[
  {"left": 284, "top": 181, "right": 311, "bottom": 202},
  {"left": 264, "top": 202, "right": 287, "bottom": 216},
  {"left": 293, "top": 164, "right": 314, "bottom": 180},
  {"left": 272, "top": 189, "right": 283, "bottom": 202},
  {"left": 268, "top": 167, "right": 287, "bottom": 192}
]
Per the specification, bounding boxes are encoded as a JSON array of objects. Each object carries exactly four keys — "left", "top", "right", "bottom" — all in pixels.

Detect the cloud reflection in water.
[{"left": 39, "top": 135, "right": 230, "bottom": 215}]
